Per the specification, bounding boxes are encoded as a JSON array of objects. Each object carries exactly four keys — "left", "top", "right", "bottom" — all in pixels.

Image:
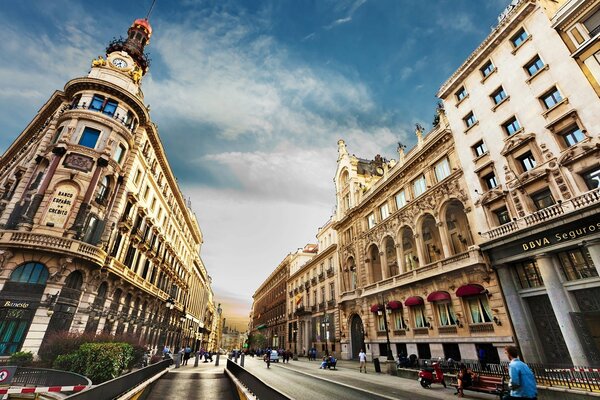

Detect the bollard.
[
  {"left": 194, "top": 352, "right": 199, "bottom": 367},
  {"left": 241, "top": 353, "right": 245, "bottom": 367},
  {"left": 373, "top": 358, "right": 381, "bottom": 373},
  {"left": 235, "top": 353, "right": 239, "bottom": 364},
  {"left": 215, "top": 353, "right": 220, "bottom": 366},
  {"left": 175, "top": 353, "right": 181, "bottom": 369}
]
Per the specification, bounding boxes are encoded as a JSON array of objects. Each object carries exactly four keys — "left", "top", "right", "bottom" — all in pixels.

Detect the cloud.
[
  {"left": 324, "top": 0, "right": 367, "bottom": 30},
  {"left": 436, "top": 12, "right": 481, "bottom": 35}
]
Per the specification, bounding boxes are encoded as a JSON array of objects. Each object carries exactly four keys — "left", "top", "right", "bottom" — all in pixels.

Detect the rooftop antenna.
[{"left": 146, "top": 0, "right": 157, "bottom": 20}]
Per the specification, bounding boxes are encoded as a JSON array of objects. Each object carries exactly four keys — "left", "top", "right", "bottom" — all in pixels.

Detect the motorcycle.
[{"left": 418, "top": 361, "right": 446, "bottom": 388}]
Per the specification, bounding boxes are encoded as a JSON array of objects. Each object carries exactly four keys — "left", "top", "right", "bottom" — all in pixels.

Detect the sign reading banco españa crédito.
[{"left": 42, "top": 184, "right": 78, "bottom": 228}]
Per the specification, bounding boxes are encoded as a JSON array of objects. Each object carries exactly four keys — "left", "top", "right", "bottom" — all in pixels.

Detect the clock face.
[{"left": 112, "top": 58, "right": 128, "bottom": 68}]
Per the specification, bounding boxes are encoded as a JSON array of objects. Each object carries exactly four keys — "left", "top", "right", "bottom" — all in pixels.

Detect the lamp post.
[
  {"left": 321, "top": 316, "right": 330, "bottom": 356},
  {"left": 379, "top": 295, "right": 394, "bottom": 361},
  {"left": 177, "top": 308, "right": 186, "bottom": 352},
  {"left": 292, "top": 327, "right": 297, "bottom": 356},
  {"left": 162, "top": 296, "right": 175, "bottom": 351}
]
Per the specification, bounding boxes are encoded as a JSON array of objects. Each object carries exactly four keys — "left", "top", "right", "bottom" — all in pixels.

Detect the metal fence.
[
  {"left": 226, "top": 359, "right": 291, "bottom": 400},
  {"left": 11, "top": 367, "right": 91, "bottom": 387},
  {"left": 413, "top": 358, "right": 600, "bottom": 392},
  {"left": 64, "top": 359, "right": 171, "bottom": 400}
]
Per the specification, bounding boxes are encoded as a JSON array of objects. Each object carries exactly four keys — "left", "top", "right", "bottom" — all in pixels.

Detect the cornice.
[{"left": 552, "top": 0, "right": 598, "bottom": 28}]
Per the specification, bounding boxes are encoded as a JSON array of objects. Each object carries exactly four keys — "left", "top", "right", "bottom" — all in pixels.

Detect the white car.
[{"left": 266, "top": 350, "right": 279, "bottom": 362}]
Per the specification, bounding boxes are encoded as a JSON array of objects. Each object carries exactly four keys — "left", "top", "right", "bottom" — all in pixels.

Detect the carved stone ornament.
[
  {"left": 63, "top": 153, "right": 94, "bottom": 172},
  {"left": 49, "top": 257, "right": 74, "bottom": 282}
]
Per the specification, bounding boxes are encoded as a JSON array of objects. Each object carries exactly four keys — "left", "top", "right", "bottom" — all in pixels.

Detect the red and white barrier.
[{"left": 0, "top": 385, "right": 89, "bottom": 395}]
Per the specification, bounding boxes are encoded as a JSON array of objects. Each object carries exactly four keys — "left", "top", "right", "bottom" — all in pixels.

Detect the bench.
[{"left": 452, "top": 375, "right": 505, "bottom": 398}]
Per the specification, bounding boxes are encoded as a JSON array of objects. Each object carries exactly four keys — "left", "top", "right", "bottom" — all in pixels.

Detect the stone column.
[
  {"left": 585, "top": 239, "right": 600, "bottom": 277},
  {"left": 414, "top": 234, "right": 425, "bottom": 268},
  {"left": 70, "top": 157, "right": 109, "bottom": 237},
  {"left": 495, "top": 264, "right": 540, "bottom": 363},
  {"left": 395, "top": 244, "right": 404, "bottom": 274},
  {"left": 437, "top": 221, "right": 452, "bottom": 258},
  {"left": 535, "top": 253, "right": 587, "bottom": 366},
  {"left": 380, "top": 251, "right": 388, "bottom": 279}
]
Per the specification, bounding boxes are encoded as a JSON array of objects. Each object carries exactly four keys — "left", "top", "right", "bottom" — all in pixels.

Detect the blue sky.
[{"left": 0, "top": 0, "right": 509, "bottom": 330}]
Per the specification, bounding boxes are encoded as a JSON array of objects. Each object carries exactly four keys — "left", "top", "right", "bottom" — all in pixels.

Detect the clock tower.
[{"left": 89, "top": 18, "right": 153, "bottom": 97}]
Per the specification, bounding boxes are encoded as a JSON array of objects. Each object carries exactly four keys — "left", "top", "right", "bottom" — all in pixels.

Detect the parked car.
[{"left": 268, "top": 350, "right": 279, "bottom": 362}]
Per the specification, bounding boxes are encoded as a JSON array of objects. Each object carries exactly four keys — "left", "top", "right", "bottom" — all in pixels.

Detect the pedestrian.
[
  {"left": 478, "top": 346, "right": 487, "bottom": 370},
  {"left": 264, "top": 352, "right": 271, "bottom": 368},
  {"left": 359, "top": 348, "right": 367, "bottom": 373},
  {"left": 503, "top": 346, "right": 537, "bottom": 400},
  {"left": 456, "top": 363, "right": 476, "bottom": 398},
  {"left": 319, "top": 355, "right": 328, "bottom": 369},
  {"left": 183, "top": 346, "right": 192, "bottom": 365}
]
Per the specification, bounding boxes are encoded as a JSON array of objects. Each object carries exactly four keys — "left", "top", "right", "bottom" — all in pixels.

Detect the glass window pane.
[{"left": 79, "top": 127, "right": 101, "bottom": 149}]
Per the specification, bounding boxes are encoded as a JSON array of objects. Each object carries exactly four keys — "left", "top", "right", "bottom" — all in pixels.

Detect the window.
[
  {"left": 540, "top": 87, "right": 563, "bottom": 109},
  {"left": 437, "top": 302, "right": 458, "bottom": 326},
  {"left": 483, "top": 172, "right": 498, "bottom": 190},
  {"left": 413, "top": 305, "right": 426, "bottom": 328},
  {"left": 434, "top": 158, "right": 451, "bottom": 182},
  {"left": 9, "top": 262, "right": 48, "bottom": 284},
  {"left": 95, "top": 176, "right": 109, "bottom": 204},
  {"left": 455, "top": 86, "right": 467, "bottom": 102},
  {"left": 558, "top": 248, "right": 597, "bottom": 281},
  {"left": 480, "top": 60, "right": 495, "bottom": 77},
  {"left": 393, "top": 310, "right": 406, "bottom": 330},
  {"left": 517, "top": 151, "right": 536, "bottom": 172},
  {"left": 525, "top": 55, "right": 545, "bottom": 76},
  {"left": 463, "top": 112, "right": 477, "bottom": 128},
  {"left": 114, "top": 144, "right": 126, "bottom": 164},
  {"left": 78, "top": 127, "right": 101, "bottom": 149},
  {"left": 531, "top": 189, "right": 554, "bottom": 210},
  {"left": 89, "top": 95, "right": 105, "bottom": 111},
  {"left": 472, "top": 141, "right": 487, "bottom": 157},
  {"left": 494, "top": 207, "right": 511, "bottom": 225},
  {"left": 491, "top": 86, "right": 507, "bottom": 105},
  {"left": 511, "top": 28, "right": 529, "bottom": 47},
  {"left": 51, "top": 126, "right": 64, "bottom": 144},
  {"left": 134, "top": 169, "right": 142, "bottom": 185},
  {"left": 503, "top": 116, "right": 521, "bottom": 135},
  {"left": 413, "top": 175, "right": 427, "bottom": 197},
  {"left": 514, "top": 260, "right": 544, "bottom": 289},
  {"left": 560, "top": 125, "right": 585, "bottom": 147},
  {"left": 465, "top": 296, "right": 493, "bottom": 324},
  {"left": 582, "top": 167, "right": 600, "bottom": 190},
  {"left": 367, "top": 213, "right": 376, "bottom": 229},
  {"left": 395, "top": 190, "right": 406, "bottom": 209},
  {"left": 376, "top": 314, "right": 386, "bottom": 331},
  {"left": 89, "top": 95, "right": 119, "bottom": 116},
  {"left": 143, "top": 185, "right": 150, "bottom": 199},
  {"left": 583, "top": 8, "right": 600, "bottom": 37},
  {"left": 380, "top": 203, "right": 390, "bottom": 220},
  {"left": 329, "top": 282, "right": 335, "bottom": 301}
]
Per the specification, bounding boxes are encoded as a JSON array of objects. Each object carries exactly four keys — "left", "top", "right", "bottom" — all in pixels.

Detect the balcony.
[
  {"left": 318, "top": 272, "right": 325, "bottom": 282},
  {"left": 482, "top": 188, "right": 600, "bottom": 240},
  {"left": 392, "top": 329, "right": 407, "bottom": 336},
  {"left": 413, "top": 327, "right": 429, "bottom": 335},
  {"left": 318, "top": 302, "right": 326, "bottom": 311},
  {"left": 469, "top": 323, "right": 495, "bottom": 334},
  {"left": 311, "top": 277, "right": 317, "bottom": 285},
  {"left": 294, "top": 306, "right": 311, "bottom": 316},
  {"left": 376, "top": 331, "right": 387, "bottom": 337},
  {"left": 326, "top": 268, "right": 334, "bottom": 277},
  {"left": 327, "top": 299, "right": 336, "bottom": 309},
  {"left": 438, "top": 326, "right": 458, "bottom": 334}
]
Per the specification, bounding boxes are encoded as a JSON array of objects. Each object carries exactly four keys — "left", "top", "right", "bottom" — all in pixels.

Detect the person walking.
[
  {"left": 183, "top": 346, "right": 192, "bottom": 365},
  {"left": 359, "top": 349, "right": 367, "bottom": 373},
  {"left": 456, "top": 363, "right": 476, "bottom": 398},
  {"left": 503, "top": 346, "right": 537, "bottom": 400}
]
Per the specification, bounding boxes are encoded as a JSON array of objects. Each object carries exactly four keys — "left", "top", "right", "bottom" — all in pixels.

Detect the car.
[{"left": 265, "top": 350, "right": 279, "bottom": 362}]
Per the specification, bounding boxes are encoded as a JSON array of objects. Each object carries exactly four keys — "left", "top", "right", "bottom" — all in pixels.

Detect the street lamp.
[
  {"left": 177, "top": 308, "right": 186, "bottom": 351},
  {"left": 161, "top": 296, "right": 175, "bottom": 351},
  {"left": 379, "top": 295, "right": 394, "bottom": 361},
  {"left": 321, "top": 316, "right": 330, "bottom": 356},
  {"left": 292, "top": 327, "right": 297, "bottom": 356}
]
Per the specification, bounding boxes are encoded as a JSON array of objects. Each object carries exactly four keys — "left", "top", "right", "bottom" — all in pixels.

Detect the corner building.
[
  {"left": 333, "top": 110, "right": 515, "bottom": 363},
  {"left": 438, "top": 0, "right": 600, "bottom": 365},
  {"left": 0, "top": 18, "right": 213, "bottom": 357}
]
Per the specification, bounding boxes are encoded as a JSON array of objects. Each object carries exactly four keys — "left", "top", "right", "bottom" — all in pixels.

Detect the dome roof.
[{"left": 132, "top": 18, "right": 152, "bottom": 38}]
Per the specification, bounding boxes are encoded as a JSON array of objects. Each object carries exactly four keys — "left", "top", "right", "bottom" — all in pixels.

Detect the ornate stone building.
[
  {"left": 0, "top": 18, "right": 214, "bottom": 357},
  {"left": 333, "top": 110, "right": 515, "bottom": 362},
  {"left": 287, "top": 222, "right": 339, "bottom": 357},
  {"left": 251, "top": 256, "right": 289, "bottom": 349},
  {"left": 438, "top": 0, "right": 600, "bottom": 365}
]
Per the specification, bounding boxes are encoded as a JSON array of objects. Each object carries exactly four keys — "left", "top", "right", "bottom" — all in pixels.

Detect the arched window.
[
  {"left": 64, "top": 271, "right": 83, "bottom": 289},
  {"left": 10, "top": 262, "right": 48, "bottom": 285}
]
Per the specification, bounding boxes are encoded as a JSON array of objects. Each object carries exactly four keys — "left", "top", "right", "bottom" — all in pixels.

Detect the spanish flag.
[{"left": 295, "top": 292, "right": 303, "bottom": 306}]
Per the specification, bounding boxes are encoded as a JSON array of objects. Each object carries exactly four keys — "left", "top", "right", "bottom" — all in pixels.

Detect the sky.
[{"left": 0, "top": 0, "right": 510, "bottom": 331}]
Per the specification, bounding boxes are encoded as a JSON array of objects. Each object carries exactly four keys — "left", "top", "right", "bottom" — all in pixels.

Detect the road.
[{"left": 240, "top": 357, "right": 495, "bottom": 400}]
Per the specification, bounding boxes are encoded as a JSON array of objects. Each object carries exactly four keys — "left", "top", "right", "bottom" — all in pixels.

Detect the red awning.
[
  {"left": 427, "top": 291, "right": 451, "bottom": 302},
  {"left": 370, "top": 304, "right": 384, "bottom": 313},
  {"left": 404, "top": 296, "right": 424, "bottom": 306},
  {"left": 387, "top": 300, "right": 402, "bottom": 310},
  {"left": 456, "top": 284, "right": 485, "bottom": 297}
]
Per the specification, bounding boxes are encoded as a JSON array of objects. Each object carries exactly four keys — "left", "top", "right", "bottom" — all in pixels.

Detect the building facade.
[
  {"left": 251, "top": 257, "right": 289, "bottom": 350},
  {"left": 0, "top": 18, "right": 214, "bottom": 357},
  {"left": 287, "top": 223, "right": 339, "bottom": 357},
  {"left": 333, "top": 110, "right": 515, "bottom": 363},
  {"left": 438, "top": 0, "right": 600, "bottom": 365}
]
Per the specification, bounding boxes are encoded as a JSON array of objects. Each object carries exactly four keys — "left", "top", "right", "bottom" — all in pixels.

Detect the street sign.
[{"left": 0, "top": 367, "right": 17, "bottom": 385}]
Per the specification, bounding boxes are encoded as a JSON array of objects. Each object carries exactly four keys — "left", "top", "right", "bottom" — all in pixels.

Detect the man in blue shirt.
[{"left": 503, "top": 346, "right": 537, "bottom": 399}]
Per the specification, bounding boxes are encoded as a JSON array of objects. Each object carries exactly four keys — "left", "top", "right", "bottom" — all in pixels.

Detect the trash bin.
[{"left": 373, "top": 358, "right": 381, "bottom": 373}]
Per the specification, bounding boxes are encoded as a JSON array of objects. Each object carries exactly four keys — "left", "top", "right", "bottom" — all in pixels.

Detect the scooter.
[{"left": 418, "top": 361, "right": 446, "bottom": 388}]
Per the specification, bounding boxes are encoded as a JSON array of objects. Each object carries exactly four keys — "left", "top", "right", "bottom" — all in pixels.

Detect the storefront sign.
[
  {"left": 42, "top": 185, "right": 78, "bottom": 228},
  {"left": 3, "top": 301, "right": 30, "bottom": 308},
  {"left": 488, "top": 214, "right": 600, "bottom": 261}
]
